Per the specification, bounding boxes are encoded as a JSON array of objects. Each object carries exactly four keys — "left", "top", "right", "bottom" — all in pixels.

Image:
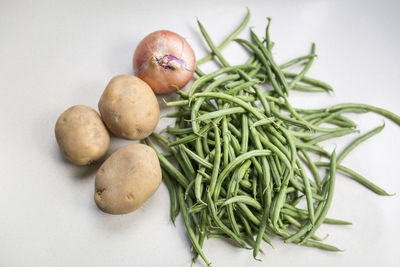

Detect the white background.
[{"left": 1, "top": 0, "right": 400, "bottom": 266}]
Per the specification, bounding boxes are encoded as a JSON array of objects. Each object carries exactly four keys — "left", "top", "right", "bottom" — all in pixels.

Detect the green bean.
[
  {"left": 269, "top": 156, "right": 282, "bottom": 188},
  {"left": 145, "top": 138, "right": 189, "bottom": 188},
  {"left": 163, "top": 99, "right": 189, "bottom": 107},
  {"left": 333, "top": 115, "right": 357, "bottom": 128},
  {"left": 164, "top": 99, "right": 217, "bottom": 112},
  {"left": 192, "top": 92, "right": 266, "bottom": 120},
  {"left": 311, "top": 108, "right": 368, "bottom": 127},
  {"left": 294, "top": 140, "right": 331, "bottom": 158},
  {"left": 163, "top": 110, "right": 191, "bottom": 118},
  {"left": 301, "top": 150, "right": 337, "bottom": 242},
  {"left": 184, "top": 179, "right": 196, "bottom": 200},
  {"left": 254, "top": 201, "right": 270, "bottom": 259},
  {"left": 285, "top": 128, "right": 315, "bottom": 139},
  {"left": 282, "top": 204, "right": 352, "bottom": 225},
  {"left": 282, "top": 214, "right": 322, "bottom": 241},
  {"left": 187, "top": 197, "right": 201, "bottom": 232},
  {"left": 300, "top": 149, "right": 321, "bottom": 189},
  {"left": 278, "top": 227, "right": 341, "bottom": 252},
  {"left": 270, "top": 169, "right": 291, "bottom": 222},
  {"left": 194, "top": 169, "right": 206, "bottom": 204},
  {"left": 197, "top": 8, "right": 250, "bottom": 65},
  {"left": 227, "top": 162, "right": 249, "bottom": 196},
  {"left": 167, "top": 126, "right": 193, "bottom": 136},
  {"left": 189, "top": 66, "right": 252, "bottom": 97},
  {"left": 288, "top": 43, "right": 316, "bottom": 90},
  {"left": 306, "top": 128, "right": 358, "bottom": 145},
  {"left": 233, "top": 162, "right": 253, "bottom": 196},
  {"left": 225, "top": 80, "right": 246, "bottom": 89},
  {"left": 196, "top": 107, "right": 245, "bottom": 122},
  {"left": 327, "top": 103, "right": 400, "bottom": 126},
  {"left": 227, "top": 80, "right": 258, "bottom": 95},
  {"left": 251, "top": 117, "right": 277, "bottom": 129},
  {"left": 227, "top": 122, "right": 242, "bottom": 138},
  {"left": 235, "top": 38, "right": 285, "bottom": 97},
  {"left": 202, "top": 131, "right": 210, "bottom": 155},
  {"left": 191, "top": 74, "right": 240, "bottom": 133},
  {"left": 161, "top": 168, "right": 177, "bottom": 225},
  {"left": 195, "top": 137, "right": 205, "bottom": 159},
  {"left": 314, "top": 162, "right": 391, "bottom": 196},
  {"left": 241, "top": 114, "right": 249, "bottom": 153},
  {"left": 279, "top": 54, "right": 316, "bottom": 69},
  {"left": 222, "top": 115, "right": 230, "bottom": 167},
  {"left": 195, "top": 66, "right": 206, "bottom": 77},
  {"left": 302, "top": 240, "right": 341, "bottom": 252},
  {"left": 160, "top": 152, "right": 173, "bottom": 158},
  {"left": 223, "top": 195, "right": 262, "bottom": 211},
  {"left": 323, "top": 218, "right": 352, "bottom": 225},
  {"left": 294, "top": 156, "right": 315, "bottom": 224},
  {"left": 237, "top": 69, "right": 272, "bottom": 115},
  {"left": 229, "top": 133, "right": 241, "bottom": 155},
  {"left": 271, "top": 102, "right": 310, "bottom": 129},
  {"left": 177, "top": 186, "right": 211, "bottom": 266},
  {"left": 180, "top": 144, "right": 213, "bottom": 169},
  {"left": 178, "top": 143, "right": 196, "bottom": 179},
  {"left": 238, "top": 203, "right": 261, "bottom": 225},
  {"left": 244, "top": 123, "right": 272, "bottom": 203},
  {"left": 176, "top": 89, "right": 189, "bottom": 98},
  {"left": 197, "top": 19, "right": 230, "bottom": 67},
  {"left": 168, "top": 123, "right": 213, "bottom": 146},
  {"left": 283, "top": 72, "right": 334, "bottom": 92},
  {"left": 337, "top": 124, "right": 384, "bottom": 164},
  {"left": 250, "top": 31, "right": 290, "bottom": 94},
  {"left": 265, "top": 17, "right": 272, "bottom": 50},
  {"left": 207, "top": 191, "right": 247, "bottom": 248},
  {"left": 226, "top": 200, "right": 241, "bottom": 236},
  {"left": 192, "top": 210, "right": 208, "bottom": 263},
  {"left": 291, "top": 84, "right": 329, "bottom": 93},
  {"left": 284, "top": 184, "right": 327, "bottom": 243},
  {"left": 256, "top": 131, "right": 291, "bottom": 171},
  {"left": 238, "top": 212, "right": 254, "bottom": 238},
  {"left": 209, "top": 125, "right": 222, "bottom": 195},
  {"left": 188, "top": 199, "right": 225, "bottom": 215},
  {"left": 214, "top": 149, "right": 272, "bottom": 200},
  {"left": 285, "top": 98, "right": 353, "bottom": 133}
]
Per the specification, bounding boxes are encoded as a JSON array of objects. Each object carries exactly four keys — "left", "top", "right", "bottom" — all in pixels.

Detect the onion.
[{"left": 133, "top": 30, "right": 196, "bottom": 94}]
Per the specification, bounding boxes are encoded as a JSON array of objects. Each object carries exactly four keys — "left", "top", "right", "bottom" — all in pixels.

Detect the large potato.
[
  {"left": 55, "top": 105, "right": 110, "bottom": 165},
  {"left": 94, "top": 143, "right": 162, "bottom": 214},
  {"left": 98, "top": 75, "right": 159, "bottom": 140}
]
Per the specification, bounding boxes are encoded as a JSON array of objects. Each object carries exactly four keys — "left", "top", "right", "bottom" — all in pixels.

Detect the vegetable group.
[
  {"left": 145, "top": 10, "right": 398, "bottom": 265},
  {"left": 95, "top": 144, "right": 162, "bottom": 214},
  {"left": 55, "top": 75, "right": 162, "bottom": 215},
  {"left": 55, "top": 105, "right": 110, "bottom": 165},
  {"left": 52, "top": 8, "right": 399, "bottom": 265},
  {"left": 133, "top": 30, "right": 196, "bottom": 94}
]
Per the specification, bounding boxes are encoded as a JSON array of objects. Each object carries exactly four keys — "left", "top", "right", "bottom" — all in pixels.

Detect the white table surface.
[{"left": 1, "top": 0, "right": 400, "bottom": 266}]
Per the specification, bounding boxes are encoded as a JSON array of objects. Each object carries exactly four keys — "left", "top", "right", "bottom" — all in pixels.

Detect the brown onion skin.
[{"left": 133, "top": 30, "right": 195, "bottom": 94}]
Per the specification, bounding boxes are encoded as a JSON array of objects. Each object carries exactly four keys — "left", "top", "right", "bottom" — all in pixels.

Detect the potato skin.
[
  {"left": 98, "top": 75, "right": 159, "bottom": 140},
  {"left": 55, "top": 105, "right": 110, "bottom": 165},
  {"left": 94, "top": 144, "right": 162, "bottom": 215}
]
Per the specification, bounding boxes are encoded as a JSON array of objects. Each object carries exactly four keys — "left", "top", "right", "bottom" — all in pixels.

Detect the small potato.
[
  {"left": 55, "top": 105, "right": 110, "bottom": 165},
  {"left": 94, "top": 144, "right": 162, "bottom": 215},
  {"left": 98, "top": 75, "right": 159, "bottom": 140}
]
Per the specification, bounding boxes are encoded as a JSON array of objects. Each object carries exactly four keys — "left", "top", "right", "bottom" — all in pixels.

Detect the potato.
[
  {"left": 98, "top": 75, "right": 159, "bottom": 140},
  {"left": 94, "top": 143, "right": 162, "bottom": 214},
  {"left": 55, "top": 105, "right": 110, "bottom": 165}
]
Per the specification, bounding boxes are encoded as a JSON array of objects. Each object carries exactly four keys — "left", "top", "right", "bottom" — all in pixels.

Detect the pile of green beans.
[{"left": 145, "top": 10, "right": 399, "bottom": 265}]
